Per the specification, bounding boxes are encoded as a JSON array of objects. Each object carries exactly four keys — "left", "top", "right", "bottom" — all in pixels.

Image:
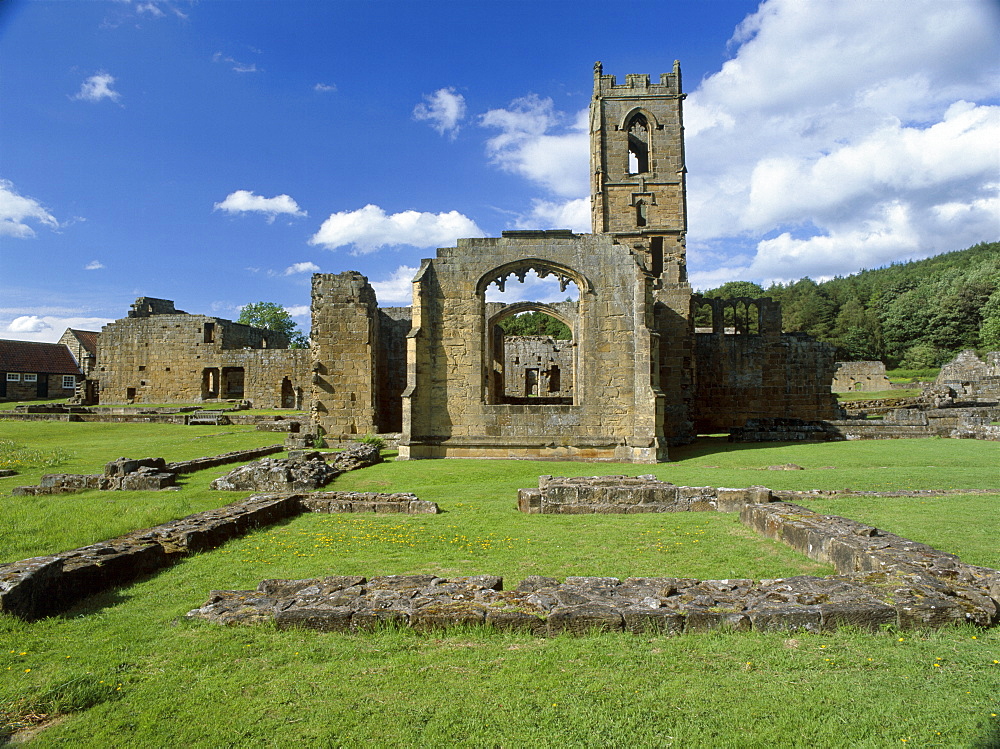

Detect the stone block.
[
  {"left": 547, "top": 603, "right": 624, "bottom": 634},
  {"left": 275, "top": 606, "right": 354, "bottom": 632}
]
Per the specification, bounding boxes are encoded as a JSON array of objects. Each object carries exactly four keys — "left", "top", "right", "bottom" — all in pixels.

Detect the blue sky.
[{"left": 2, "top": 0, "right": 998, "bottom": 341}]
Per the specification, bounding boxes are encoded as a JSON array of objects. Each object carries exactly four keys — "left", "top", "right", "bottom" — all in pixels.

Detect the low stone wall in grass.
[
  {"left": 517, "top": 475, "right": 773, "bottom": 514},
  {"left": 0, "top": 490, "right": 438, "bottom": 621},
  {"left": 10, "top": 445, "right": 285, "bottom": 496},
  {"left": 186, "top": 480, "right": 1000, "bottom": 636}
]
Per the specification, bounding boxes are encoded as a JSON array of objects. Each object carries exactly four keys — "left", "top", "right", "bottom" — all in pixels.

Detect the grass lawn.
[
  {"left": 836, "top": 388, "right": 921, "bottom": 400},
  {"left": 1, "top": 423, "right": 999, "bottom": 746}
]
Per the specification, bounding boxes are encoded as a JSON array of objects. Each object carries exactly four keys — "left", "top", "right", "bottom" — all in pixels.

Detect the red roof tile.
[
  {"left": 0, "top": 339, "right": 83, "bottom": 375},
  {"left": 67, "top": 329, "right": 99, "bottom": 357}
]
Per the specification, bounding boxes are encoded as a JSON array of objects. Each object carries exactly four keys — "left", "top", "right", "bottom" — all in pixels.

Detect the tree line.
[{"left": 697, "top": 241, "right": 1000, "bottom": 367}]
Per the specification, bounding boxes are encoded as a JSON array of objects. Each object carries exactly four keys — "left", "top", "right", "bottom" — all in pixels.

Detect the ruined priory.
[{"left": 89, "top": 63, "right": 839, "bottom": 462}]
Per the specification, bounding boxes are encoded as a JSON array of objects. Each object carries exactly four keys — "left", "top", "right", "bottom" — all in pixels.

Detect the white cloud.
[
  {"left": 512, "top": 198, "right": 590, "bottom": 233},
  {"left": 2, "top": 315, "right": 115, "bottom": 343},
  {"left": 213, "top": 190, "right": 306, "bottom": 222},
  {"left": 212, "top": 52, "right": 258, "bottom": 73},
  {"left": 681, "top": 0, "right": 1000, "bottom": 284},
  {"left": 480, "top": 97, "right": 589, "bottom": 198},
  {"left": 0, "top": 179, "right": 59, "bottom": 238},
  {"left": 136, "top": 2, "right": 165, "bottom": 17},
  {"left": 84, "top": 260, "right": 105, "bottom": 270},
  {"left": 314, "top": 82, "right": 336, "bottom": 93},
  {"left": 284, "top": 305, "right": 310, "bottom": 317},
  {"left": 309, "top": 204, "right": 484, "bottom": 254},
  {"left": 282, "top": 261, "right": 320, "bottom": 276},
  {"left": 370, "top": 266, "right": 419, "bottom": 305},
  {"left": 484, "top": 269, "right": 580, "bottom": 304},
  {"left": 413, "top": 87, "right": 467, "bottom": 139},
  {"left": 72, "top": 73, "right": 122, "bottom": 104}
]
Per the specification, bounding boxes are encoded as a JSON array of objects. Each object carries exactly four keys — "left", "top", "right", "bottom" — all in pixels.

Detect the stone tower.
[{"left": 590, "top": 60, "right": 688, "bottom": 283}]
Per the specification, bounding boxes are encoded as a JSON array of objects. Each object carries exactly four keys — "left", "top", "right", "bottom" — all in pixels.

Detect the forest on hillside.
[{"left": 697, "top": 241, "right": 1000, "bottom": 367}]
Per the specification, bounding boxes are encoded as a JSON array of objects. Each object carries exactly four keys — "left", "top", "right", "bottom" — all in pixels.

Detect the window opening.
[
  {"left": 627, "top": 115, "right": 649, "bottom": 174},
  {"left": 650, "top": 237, "right": 663, "bottom": 277},
  {"left": 636, "top": 200, "right": 648, "bottom": 228},
  {"left": 203, "top": 322, "right": 215, "bottom": 343},
  {"left": 484, "top": 268, "right": 579, "bottom": 406}
]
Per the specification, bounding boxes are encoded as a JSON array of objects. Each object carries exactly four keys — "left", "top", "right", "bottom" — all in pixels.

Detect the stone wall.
[
  {"left": 186, "top": 487, "right": 998, "bottom": 635},
  {"left": 97, "top": 298, "right": 309, "bottom": 408},
  {"left": 517, "top": 474, "right": 772, "bottom": 514},
  {"left": 401, "top": 233, "right": 673, "bottom": 463},
  {"left": 692, "top": 313, "right": 839, "bottom": 433},
  {"left": 0, "top": 490, "right": 438, "bottom": 621},
  {"left": 935, "top": 350, "right": 1000, "bottom": 400},
  {"left": 501, "top": 335, "right": 574, "bottom": 400},
  {"left": 831, "top": 361, "right": 892, "bottom": 392},
  {"left": 310, "top": 272, "right": 381, "bottom": 438}
]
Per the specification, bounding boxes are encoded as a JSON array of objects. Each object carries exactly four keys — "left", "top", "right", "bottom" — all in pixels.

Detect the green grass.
[
  {"left": 0, "top": 398, "right": 306, "bottom": 416},
  {"left": 797, "top": 494, "right": 1000, "bottom": 569},
  {"left": 886, "top": 367, "right": 939, "bottom": 382},
  {"left": 2, "top": 426, "right": 1000, "bottom": 746},
  {"left": 836, "top": 388, "right": 921, "bottom": 400},
  {"left": 0, "top": 421, "right": 285, "bottom": 563}
]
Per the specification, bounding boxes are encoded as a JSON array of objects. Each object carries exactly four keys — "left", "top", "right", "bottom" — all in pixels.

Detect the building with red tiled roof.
[
  {"left": 58, "top": 328, "right": 100, "bottom": 376},
  {"left": 0, "top": 339, "right": 83, "bottom": 401}
]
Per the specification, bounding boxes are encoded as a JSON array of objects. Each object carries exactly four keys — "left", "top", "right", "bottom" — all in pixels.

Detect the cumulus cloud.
[
  {"left": 413, "top": 87, "right": 467, "bottom": 139},
  {"left": 309, "top": 204, "right": 484, "bottom": 254},
  {"left": 314, "top": 82, "right": 336, "bottom": 93},
  {"left": 2, "top": 314, "right": 115, "bottom": 343},
  {"left": 480, "top": 97, "right": 589, "bottom": 198},
  {"left": 282, "top": 261, "right": 320, "bottom": 276},
  {"left": 84, "top": 260, "right": 104, "bottom": 270},
  {"left": 284, "top": 305, "right": 310, "bottom": 317},
  {"left": 512, "top": 198, "right": 590, "bottom": 233},
  {"left": 72, "top": 73, "right": 122, "bottom": 103},
  {"left": 0, "top": 180, "right": 59, "bottom": 238},
  {"left": 683, "top": 0, "right": 1000, "bottom": 285},
  {"left": 213, "top": 190, "right": 306, "bottom": 222},
  {"left": 370, "top": 266, "right": 419, "bottom": 305}
]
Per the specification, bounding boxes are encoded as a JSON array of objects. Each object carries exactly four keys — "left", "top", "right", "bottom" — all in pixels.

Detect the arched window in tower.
[{"left": 627, "top": 114, "right": 649, "bottom": 174}]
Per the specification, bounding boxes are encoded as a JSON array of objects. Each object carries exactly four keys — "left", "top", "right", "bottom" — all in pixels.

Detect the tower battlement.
[{"left": 593, "top": 61, "right": 682, "bottom": 98}]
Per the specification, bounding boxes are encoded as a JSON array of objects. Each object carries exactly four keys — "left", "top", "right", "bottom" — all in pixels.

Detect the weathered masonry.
[
  {"left": 97, "top": 297, "right": 310, "bottom": 408},
  {"left": 76, "top": 64, "right": 837, "bottom": 460}
]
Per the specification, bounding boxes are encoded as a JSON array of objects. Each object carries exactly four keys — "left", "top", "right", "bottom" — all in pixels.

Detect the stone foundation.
[
  {"left": 517, "top": 475, "right": 772, "bottom": 513},
  {"left": 187, "top": 478, "right": 999, "bottom": 636},
  {"left": 0, "top": 490, "right": 438, "bottom": 621}
]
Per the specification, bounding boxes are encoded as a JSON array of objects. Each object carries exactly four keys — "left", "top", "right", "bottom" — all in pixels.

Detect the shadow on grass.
[{"left": 669, "top": 436, "right": 832, "bottom": 460}]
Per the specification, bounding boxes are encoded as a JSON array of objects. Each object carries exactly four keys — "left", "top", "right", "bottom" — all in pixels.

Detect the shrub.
[{"left": 356, "top": 434, "right": 385, "bottom": 451}]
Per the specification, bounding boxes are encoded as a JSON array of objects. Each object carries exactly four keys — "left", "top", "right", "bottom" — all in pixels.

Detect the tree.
[
  {"left": 238, "top": 302, "right": 308, "bottom": 348},
  {"left": 498, "top": 311, "right": 571, "bottom": 339}
]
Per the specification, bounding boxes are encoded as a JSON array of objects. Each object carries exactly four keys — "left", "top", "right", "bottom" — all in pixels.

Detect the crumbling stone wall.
[
  {"left": 401, "top": 232, "right": 675, "bottom": 463},
  {"left": 310, "top": 273, "right": 381, "bottom": 438},
  {"left": 97, "top": 297, "right": 309, "bottom": 407},
  {"left": 935, "top": 350, "right": 1000, "bottom": 400},
  {"left": 501, "top": 336, "right": 574, "bottom": 400},
  {"left": 691, "top": 296, "right": 838, "bottom": 433},
  {"left": 831, "top": 361, "right": 892, "bottom": 392}
]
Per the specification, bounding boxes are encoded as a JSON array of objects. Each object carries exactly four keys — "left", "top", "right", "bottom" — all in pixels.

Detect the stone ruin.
[
  {"left": 54, "top": 62, "right": 839, "bottom": 463},
  {"left": 0, "top": 490, "right": 438, "bottom": 622},
  {"left": 184, "top": 476, "right": 999, "bottom": 635},
  {"left": 731, "top": 349, "right": 1000, "bottom": 442},
  {"left": 831, "top": 361, "right": 892, "bottom": 392},
  {"left": 210, "top": 443, "right": 382, "bottom": 492}
]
